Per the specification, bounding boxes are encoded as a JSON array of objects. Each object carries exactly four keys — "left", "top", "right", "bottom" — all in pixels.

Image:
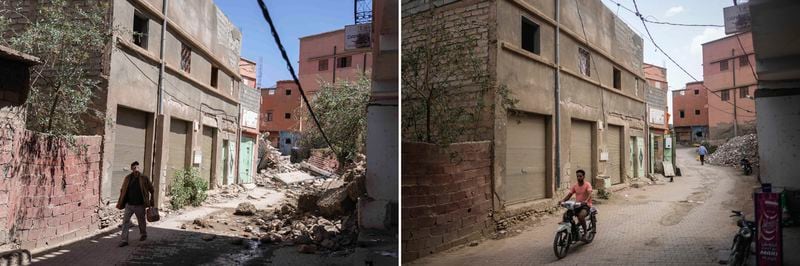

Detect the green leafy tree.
[
  {"left": 0, "top": 0, "right": 112, "bottom": 137},
  {"left": 298, "top": 75, "right": 371, "bottom": 167}
]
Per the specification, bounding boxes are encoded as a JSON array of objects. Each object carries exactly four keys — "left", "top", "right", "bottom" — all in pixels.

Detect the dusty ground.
[
  {"left": 29, "top": 180, "right": 397, "bottom": 265},
  {"left": 407, "top": 147, "right": 758, "bottom": 265}
]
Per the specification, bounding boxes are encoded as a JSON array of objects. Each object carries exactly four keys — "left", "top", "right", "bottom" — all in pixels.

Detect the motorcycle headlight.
[{"left": 742, "top": 228, "right": 752, "bottom": 238}]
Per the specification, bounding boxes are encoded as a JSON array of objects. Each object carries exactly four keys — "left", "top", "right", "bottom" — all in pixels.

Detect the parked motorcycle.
[
  {"left": 740, "top": 158, "right": 752, "bottom": 175},
  {"left": 728, "top": 210, "right": 756, "bottom": 266},
  {"left": 553, "top": 201, "right": 597, "bottom": 259}
]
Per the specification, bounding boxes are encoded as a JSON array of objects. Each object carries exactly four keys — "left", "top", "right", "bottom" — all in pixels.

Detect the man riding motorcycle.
[{"left": 559, "top": 169, "right": 593, "bottom": 241}]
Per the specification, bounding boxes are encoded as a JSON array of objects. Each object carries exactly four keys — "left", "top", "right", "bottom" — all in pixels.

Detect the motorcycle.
[
  {"left": 740, "top": 158, "right": 752, "bottom": 175},
  {"left": 728, "top": 210, "right": 756, "bottom": 266},
  {"left": 553, "top": 200, "right": 597, "bottom": 259}
]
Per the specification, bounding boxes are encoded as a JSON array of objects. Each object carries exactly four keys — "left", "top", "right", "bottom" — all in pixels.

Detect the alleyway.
[
  {"left": 409, "top": 147, "right": 758, "bottom": 265},
  {"left": 28, "top": 185, "right": 397, "bottom": 265}
]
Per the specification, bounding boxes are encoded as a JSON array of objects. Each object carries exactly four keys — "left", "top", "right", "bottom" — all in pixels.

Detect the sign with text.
[
  {"left": 345, "top": 23, "right": 372, "bottom": 50},
  {"left": 755, "top": 191, "right": 782, "bottom": 265},
  {"left": 724, "top": 3, "right": 751, "bottom": 34},
  {"left": 649, "top": 108, "right": 665, "bottom": 125}
]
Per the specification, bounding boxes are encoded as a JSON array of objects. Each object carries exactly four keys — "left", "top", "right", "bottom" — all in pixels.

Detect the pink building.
[
  {"left": 239, "top": 57, "right": 257, "bottom": 88},
  {"left": 298, "top": 29, "right": 373, "bottom": 98},
  {"left": 702, "top": 32, "right": 758, "bottom": 142}
]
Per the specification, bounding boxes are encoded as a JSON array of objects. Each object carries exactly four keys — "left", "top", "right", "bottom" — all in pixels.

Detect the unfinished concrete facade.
[
  {"left": 702, "top": 32, "right": 758, "bottom": 144},
  {"left": 643, "top": 63, "right": 669, "bottom": 174},
  {"left": 402, "top": 0, "right": 647, "bottom": 245},
  {"left": 4, "top": 0, "right": 244, "bottom": 208}
]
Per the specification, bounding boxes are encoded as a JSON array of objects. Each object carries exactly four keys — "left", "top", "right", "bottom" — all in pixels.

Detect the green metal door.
[
  {"left": 239, "top": 136, "right": 254, "bottom": 184},
  {"left": 664, "top": 134, "right": 674, "bottom": 164}
]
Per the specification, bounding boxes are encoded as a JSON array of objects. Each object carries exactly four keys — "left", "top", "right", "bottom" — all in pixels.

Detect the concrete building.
[
  {"left": 702, "top": 32, "right": 758, "bottom": 143},
  {"left": 750, "top": 0, "right": 800, "bottom": 191},
  {"left": 402, "top": 0, "right": 647, "bottom": 259},
  {"left": 259, "top": 80, "right": 301, "bottom": 155},
  {"left": 361, "top": 0, "right": 398, "bottom": 231},
  {"left": 643, "top": 63, "right": 671, "bottom": 173},
  {"left": 672, "top": 81, "right": 709, "bottom": 145},
  {"left": 298, "top": 28, "right": 373, "bottom": 97},
  {"left": 238, "top": 58, "right": 259, "bottom": 185},
  {"left": 5, "top": 0, "right": 244, "bottom": 207}
]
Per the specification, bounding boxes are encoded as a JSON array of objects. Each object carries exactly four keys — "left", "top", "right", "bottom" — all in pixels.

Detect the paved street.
[{"left": 409, "top": 147, "right": 758, "bottom": 266}]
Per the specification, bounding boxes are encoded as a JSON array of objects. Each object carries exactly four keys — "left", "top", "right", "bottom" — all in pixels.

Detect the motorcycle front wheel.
[{"left": 553, "top": 230, "right": 570, "bottom": 259}]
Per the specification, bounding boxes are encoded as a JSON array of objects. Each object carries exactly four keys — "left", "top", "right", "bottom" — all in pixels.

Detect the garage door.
[
  {"left": 201, "top": 126, "right": 215, "bottom": 185},
  {"left": 607, "top": 125, "right": 622, "bottom": 184},
  {"left": 570, "top": 120, "right": 593, "bottom": 182},
  {"left": 504, "top": 113, "right": 547, "bottom": 203},
  {"left": 112, "top": 107, "right": 148, "bottom": 201},
  {"left": 166, "top": 119, "right": 188, "bottom": 191}
]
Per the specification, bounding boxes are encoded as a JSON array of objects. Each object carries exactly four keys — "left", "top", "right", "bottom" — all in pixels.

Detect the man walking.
[
  {"left": 116, "top": 161, "right": 154, "bottom": 247},
  {"left": 697, "top": 144, "right": 709, "bottom": 165}
]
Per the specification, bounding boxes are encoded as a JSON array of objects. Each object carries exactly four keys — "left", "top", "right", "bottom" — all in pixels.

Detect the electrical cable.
[
  {"left": 255, "top": 0, "right": 341, "bottom": 161},
  {"left": 630, "top": 0, "right": 755, "bottom": 114}
]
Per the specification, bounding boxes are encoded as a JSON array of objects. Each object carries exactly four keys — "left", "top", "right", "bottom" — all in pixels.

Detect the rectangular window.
[
  {"left": 695, "top": 109, "right": 700, "bottom": 115},
  {"left": 285, "top": 138, "right": 292, "bottom": 144},
  {"left": 318, "top": 59, "right": 328, "bottom": 71},
  {"left": 132, "top": 13, "right": 148, "bottom": 49},
  {"left": 337, "top": 56, "right": 352, "bottom": 68},
  {"left": 285, "top": 113, "right": 291, "bottom": 119},
  {"left": 694, "top": 89, "right": 699, "bottom": 95},
  {"left": 521, "top": 16, "right": 540, "bottom": 55},
  {"left": 180, "top": 43, "right": 191, "bottom": 73},
  {"left": 285, "top": 89, "right": 292, "bottom": 96},
  {"left": 266, "top": 112, "right": 273, "bottom": 121},
  {"left": 720, "top": 60, "right": 729, "bottom": 71},
  {"left": 613, "top": 68, "right": 621, "bottom": 89},
  {"left": 739, "top": 56, "right": 749, "bottom": 67},
  {"left": 210, "top": 67, "right": 218, "bottom": 88},
  {"left": 579, "top": 48, "right": 591, "bottom": 76},
  {"left": 739, "top": 87, "right": 749, "bottom": 98},
  {"left": 721, "top": 90, "right": 730, "bottom": 101},
  {"left": 679, "top": 110, "right": 685, "bottom": 118}
]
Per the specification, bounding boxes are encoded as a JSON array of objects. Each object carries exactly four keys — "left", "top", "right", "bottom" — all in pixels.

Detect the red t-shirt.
[{"left": 571, "top": 182, "right": 593, "bottom": 207}]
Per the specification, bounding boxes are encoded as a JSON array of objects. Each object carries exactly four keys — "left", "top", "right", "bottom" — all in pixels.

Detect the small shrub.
[
  {"left": 169, "top": 168, "right": 208, "bottom": 210},
  {"left": 597, "top": 189, "right": 612, "bottom": 200}
]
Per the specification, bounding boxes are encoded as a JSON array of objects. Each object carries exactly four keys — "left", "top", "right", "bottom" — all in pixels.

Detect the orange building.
[
  {"left": 298, "top": 28, "right": 372, "bottom": 97},
  {"left": 701, "top": 32, "right": 757, "bottom": 143},
  {"left": 672, "top": 81, "right": 709, "bottom": 144},
  {"left": 260, "top": 80, "right": 301, "bottom": 154}
]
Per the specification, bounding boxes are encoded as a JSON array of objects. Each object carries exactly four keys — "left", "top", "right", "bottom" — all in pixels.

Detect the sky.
[
  {"left": 216, "top": 1, "right": 740, "bottom": 124},
  {"left": 214, "top": 0, "right": 356, "bottom": 88},
  {"left": 599, "top": 0, "right": 741, "bottom": 123}
]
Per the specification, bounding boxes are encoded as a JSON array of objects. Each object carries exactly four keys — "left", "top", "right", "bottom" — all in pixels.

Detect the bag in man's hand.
[{"left": 146, "top": 207, "right": 160, "bottom": 222}]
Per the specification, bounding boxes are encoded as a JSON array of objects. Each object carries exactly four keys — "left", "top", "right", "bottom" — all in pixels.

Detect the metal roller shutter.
[
  {"left": 504, "top": 113, "right": 547, "bottom": 203},
  {"left": 607, "top": 125, "right": 622, "bottom": 184},
  {"left": 167, "top": 119, "right": 188, "bottom": 191},
  {"left": 201, "top": 126, "right": 215, "bottom": 184},
  {"left": 112, "top": 107, "right": 147, "bottom": 200},
  {"left": 570, "top": 120, "right": 593, "bottom": 182}
]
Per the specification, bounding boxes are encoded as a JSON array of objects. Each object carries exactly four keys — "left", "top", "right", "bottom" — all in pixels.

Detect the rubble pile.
[
  {"left": 97, "top": 204, "right": 123, "bottom": 229},
  {"left": 205, "top": 184, "right": 245, "bottom": 204},
  {"left": 251, "top": 202, "right": 359, "bottom": 253},
  {"left": 706, "top": 134, "right": 759, "bottom": 167}
]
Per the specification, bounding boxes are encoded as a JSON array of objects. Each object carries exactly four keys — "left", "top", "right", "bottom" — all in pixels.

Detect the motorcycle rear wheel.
[{"left": 553, "top": 230, "right": 570, "bottom": 259}]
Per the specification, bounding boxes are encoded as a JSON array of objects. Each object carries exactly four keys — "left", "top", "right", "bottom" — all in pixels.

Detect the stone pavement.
[{"left": 408, "top": 147, "right": 758, "bottom": 265}]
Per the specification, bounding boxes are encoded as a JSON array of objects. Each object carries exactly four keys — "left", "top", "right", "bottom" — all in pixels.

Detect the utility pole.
[{"left": 731, "top": 49, "right": 738, "bottom": 137}]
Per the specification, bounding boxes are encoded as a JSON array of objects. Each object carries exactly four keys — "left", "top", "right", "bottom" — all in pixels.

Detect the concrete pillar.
[{"left": 151, "top": 114, "right": 168, "bottom": 208}]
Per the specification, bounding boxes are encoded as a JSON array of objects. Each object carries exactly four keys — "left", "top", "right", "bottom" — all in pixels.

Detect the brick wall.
[
  {"left": 401, "top": 141, "right": 493, "bottom": 262},
  {"left": 0, "top": 127, "right": 102, "bottom": 251},
  {"left": 307, "top": 149, "right": 338, "bottom": 174}
]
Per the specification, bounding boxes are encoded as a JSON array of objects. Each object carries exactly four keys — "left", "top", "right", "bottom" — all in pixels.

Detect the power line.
[
  {"left": 630, "top": 0, "right": 754, "bottom": 114},
  {"left": 255, "top": 0, "right": 340, "bottom": 160},
  {"left": 606, "top": 0, "right": 724, "bottom": 27}
]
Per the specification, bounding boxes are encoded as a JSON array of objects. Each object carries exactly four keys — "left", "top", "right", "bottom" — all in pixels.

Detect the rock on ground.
[{"left": 234, "top": 202, "right": 257, "bottom": 216}]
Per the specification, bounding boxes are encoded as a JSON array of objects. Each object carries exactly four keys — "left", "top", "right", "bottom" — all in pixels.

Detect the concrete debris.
[
  {"left": 205, "top": 185, "right": 245, "bottom": 204},
  {"left": 706, "top": 134, "right": 759, "bottom": 168},
  {"left": 234, "top": 202, "right": 257, "bottom": 216}
]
